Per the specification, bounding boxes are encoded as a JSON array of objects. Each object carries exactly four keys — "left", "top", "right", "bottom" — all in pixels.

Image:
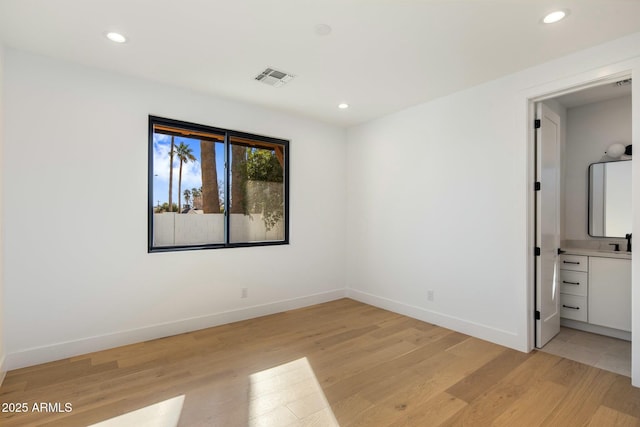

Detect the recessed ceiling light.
[
  {"left": 542, "top": 10, "right": 568, "bottom": 24},
  {"left": 315, "top": 24, "right": 332, "bottom": 36},
  {"left": 338, "top": 103, "right": 349, "bottom": 109},
  {"left": 106, "top": 32, "right": 127, "bottom": 43}
]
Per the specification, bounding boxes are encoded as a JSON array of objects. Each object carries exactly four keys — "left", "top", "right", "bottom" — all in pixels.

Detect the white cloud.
[{"left": 153, "top": 134, "right": 203, "bottom": 204}]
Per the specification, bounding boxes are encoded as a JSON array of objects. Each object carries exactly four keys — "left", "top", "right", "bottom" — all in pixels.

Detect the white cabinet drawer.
[
  {"left": 559, "top": 254, "right": 588, "bottom": 272},
  {"left": 559, "top": 270, "right": 587, "bottom": 296},
  {"left": 560, "top": 294, "right": 587, "bottom": 322}
]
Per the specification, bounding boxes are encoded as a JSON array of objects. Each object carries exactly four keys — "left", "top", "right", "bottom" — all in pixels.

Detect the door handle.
[
  {"left": 563, "top": 261, "right": 580, "bottom": 265},
  {"left": 562, "top": 281, "right": 580, "bottom": 285},
  {"left": 562, "top": 304, "right": 580, "bottom": 310}
]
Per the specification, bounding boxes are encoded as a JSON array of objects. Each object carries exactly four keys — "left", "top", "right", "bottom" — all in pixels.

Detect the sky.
[{"left": 152, "top": 133, "right": 225, "bottom": 207}]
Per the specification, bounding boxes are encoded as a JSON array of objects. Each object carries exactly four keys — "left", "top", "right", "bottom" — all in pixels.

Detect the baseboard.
[
  {"left": 6, "top": 289, "right": 347, "bottom": 370},
  {"left": 561, "top": 318, "right": 631, "bottom": 341},
  {"left": 347, "top": 289, "right": 523, "bottom": 351}
]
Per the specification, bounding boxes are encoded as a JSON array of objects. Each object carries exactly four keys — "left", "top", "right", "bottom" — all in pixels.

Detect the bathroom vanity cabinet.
[
  {"left": 559, "top": 255, "right": 588, "bottom": 322},
  {"left": 559, "top": 251, "right": 631, "bottom": 337},
  {"left": 588, "top": 256, "right": 631, "bottom": 331}
]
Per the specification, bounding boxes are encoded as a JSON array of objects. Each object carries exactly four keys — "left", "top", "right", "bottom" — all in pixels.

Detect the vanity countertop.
[{"left": 562, "top": 247, "right": 632, "bottom": 260}]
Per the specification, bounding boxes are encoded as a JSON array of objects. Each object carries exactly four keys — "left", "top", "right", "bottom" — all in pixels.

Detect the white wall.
[
  {"left": 346, "top": 32, "right": 640, "bottom": 386},
  {"left": 346, "top": 76, "right": 529, "bottom": 348},
  {"left": 633, "top": 65, "right": 640, "bottom": 386},
  {"left": 2, "top": 49, "right": 347, "bottom": 369},
  {"left": 563, "top": 96, "right": 632, "bottom": 241},
  {"left": 0, "top": 44, "right": 6, "bottom": 385}
]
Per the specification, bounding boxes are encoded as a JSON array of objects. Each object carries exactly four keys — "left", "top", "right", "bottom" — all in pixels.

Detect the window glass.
[
  {"left": 229, "top": 136, "right": 286, "bottom": 243},
  {"left": 149, "top": 117, "right": 288, "bottom": 252}
]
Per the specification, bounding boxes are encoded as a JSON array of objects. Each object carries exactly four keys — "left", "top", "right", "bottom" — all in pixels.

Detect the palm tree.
[
  {"left": 168, "top": 136, "right": 176, "bottom": 212},
  {"left": 183, "top": 189, "right": 191, "bottom": 209},
  {"left": 175, "top": 142, "right": 196, "bottom": 213},
  {"left": 200, "top": 140, "right": 220, "bottom": 213},
  {"left": 191, "top": 187, "right": 202, "bottom": 210},
  {"left": 230, "top": 144, "right": 247, "bottom": 214}
]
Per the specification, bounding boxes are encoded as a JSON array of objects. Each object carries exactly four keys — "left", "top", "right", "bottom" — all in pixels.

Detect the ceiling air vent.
[{"left": 255, "top": 67, "right": 295, "bottom": 87}]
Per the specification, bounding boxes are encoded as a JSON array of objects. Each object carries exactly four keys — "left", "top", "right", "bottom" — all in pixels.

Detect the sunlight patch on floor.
[
  {"left": 249, "top": 357, "right": 339, "bottom": 426},
  {"left": 88, "top": 395, "right": 185, "bottom": 427}
]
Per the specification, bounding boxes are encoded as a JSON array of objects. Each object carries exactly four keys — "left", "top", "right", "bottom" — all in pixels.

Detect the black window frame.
[{"left": 148, "top": 115, "right": 290, "bottom": 253}]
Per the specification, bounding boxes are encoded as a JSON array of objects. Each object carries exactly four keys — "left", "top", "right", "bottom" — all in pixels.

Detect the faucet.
[{"left": 626, "top": 233, "right": 632, "bottom": 252}]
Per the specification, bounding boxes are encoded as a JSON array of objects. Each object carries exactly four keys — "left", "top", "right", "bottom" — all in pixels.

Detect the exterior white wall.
[
  {"left": 228, "top": 214, "right": 284, "bottom": 243},
  {"left": 3, "top": 49, "right": 347, "bottom": 369},
  {"left": 563, "top": 96, "right": 632, "bottom": 241},
  {"left": 153, "top": 213, "right": 284, "bottom": 246},
  {"left": 153, "top": 213, "right": 225, "bottom": 246},
  {"left": 346, "top": 32, "right": 640, "bottom": 387}
]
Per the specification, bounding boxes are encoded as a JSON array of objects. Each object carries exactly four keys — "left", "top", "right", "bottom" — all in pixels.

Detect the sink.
[{"left": 561, "top": 247, "right": 632, "bottom": 258}]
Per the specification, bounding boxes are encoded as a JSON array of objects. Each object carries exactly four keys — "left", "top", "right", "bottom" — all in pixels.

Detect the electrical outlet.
[
  {"left": 241, "top": 288, "right": 248, "bottom": 298},
  {"left": 427, "top": 290, "right": 434, "bottom": 302}
]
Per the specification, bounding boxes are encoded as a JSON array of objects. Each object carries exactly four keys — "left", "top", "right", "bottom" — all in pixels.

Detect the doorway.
[{"left": 532, "top": 75, "right": 633, "bottom": 377}]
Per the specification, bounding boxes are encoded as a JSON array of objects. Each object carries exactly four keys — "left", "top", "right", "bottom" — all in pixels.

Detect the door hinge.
[
  {"left": 534, "top": 119, "right": 541, "bottom": 129},
  {"left": 534, "top": 247, "right": 541, "bottom": 256},
  {"left": 534, "top": 181, "right": 541, "bottom": 191},
  {"left": 535, "top": 310, "right": 541, "bottom": 320}
]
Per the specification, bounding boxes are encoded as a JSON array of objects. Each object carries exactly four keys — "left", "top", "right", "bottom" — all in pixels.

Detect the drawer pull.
[
  {"left": 563, "top": 261, "right": 580, "bottom": 265},
  {"left": 562, "top": 280, "right": 580, "bottom": 285},
  {"left": 562, "top": 304, "right": 580, "bottom": 310}
]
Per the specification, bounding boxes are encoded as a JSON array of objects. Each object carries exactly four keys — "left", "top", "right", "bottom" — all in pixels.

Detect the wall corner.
[{"left": 0, "top": 43, "right": 6, "bottom": 386}]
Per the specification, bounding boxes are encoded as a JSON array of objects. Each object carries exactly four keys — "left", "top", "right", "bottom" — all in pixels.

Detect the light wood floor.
[{"left": 1, "top": 298, "right": 639, "bottom": 426}]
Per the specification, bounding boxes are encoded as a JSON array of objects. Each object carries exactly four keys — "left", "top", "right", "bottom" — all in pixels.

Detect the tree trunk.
[
  {"left": 178, "top": 161, "right": 183, "bottom": 213},
  {"left": 168, "top": 136, "right": 175, "bottom": 211},
  {"left": 230, "top": 145, "right": 247, "bottom": 214},
  {"left": 200, "top": 140, "right": 220, "bottom": 213}
]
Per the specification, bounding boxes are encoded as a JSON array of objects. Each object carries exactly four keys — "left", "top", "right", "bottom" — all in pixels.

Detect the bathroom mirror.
[{"left": 589, "top": 160, "right": 631, "bottom": 238}]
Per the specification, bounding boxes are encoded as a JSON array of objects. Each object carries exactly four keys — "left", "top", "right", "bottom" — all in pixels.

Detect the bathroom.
[{"left": 538, "top": 78, "right": 632, "bottom": 376}]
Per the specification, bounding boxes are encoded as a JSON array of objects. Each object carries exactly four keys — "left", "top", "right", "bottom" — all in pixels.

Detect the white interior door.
[{"left": 535, "top": 102, "right": 561, "bottom": 348}]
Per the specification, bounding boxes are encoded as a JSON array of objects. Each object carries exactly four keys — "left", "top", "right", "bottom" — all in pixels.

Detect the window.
[{"left": 148, "top": 116, "right": 289, "bottom": 252}]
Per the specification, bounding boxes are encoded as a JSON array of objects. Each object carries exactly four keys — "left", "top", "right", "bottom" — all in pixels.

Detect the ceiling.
[
  {"left": 554, "top": 79, "right": 632, "bottom": 109},
  {"left": 1, "top": 0, "right": 639, "bottom": 127}
]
